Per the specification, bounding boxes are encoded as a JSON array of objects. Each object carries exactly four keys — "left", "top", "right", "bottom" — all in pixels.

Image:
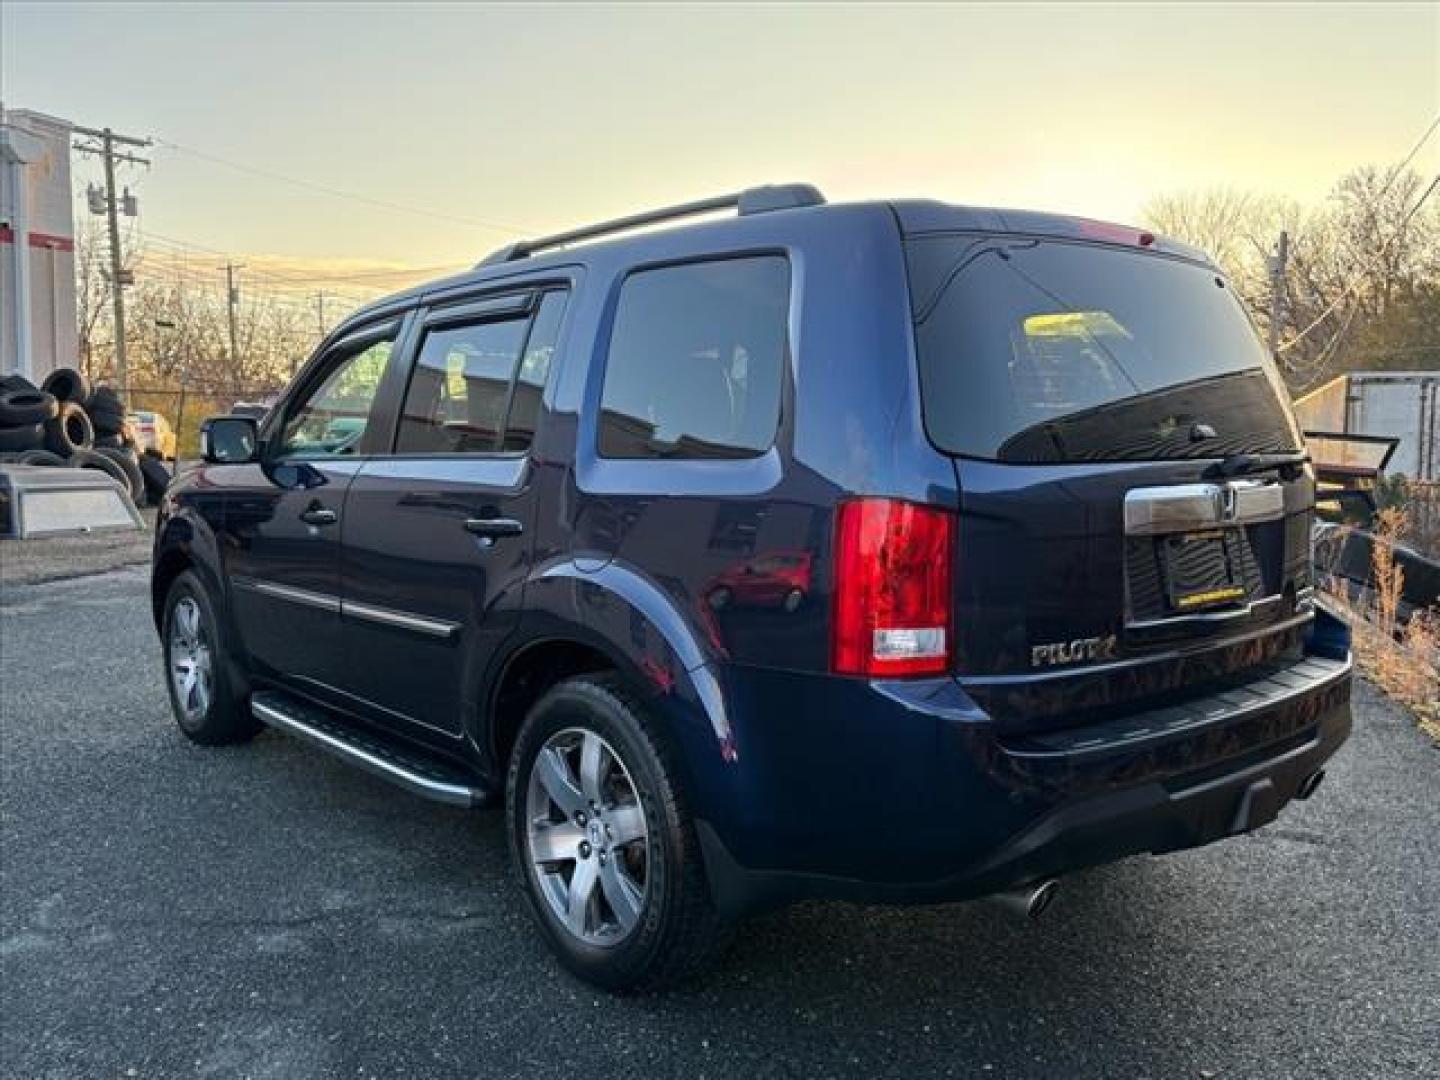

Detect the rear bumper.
[{"left": 694, "top": 625, "right": 1353, "bottom": 916}]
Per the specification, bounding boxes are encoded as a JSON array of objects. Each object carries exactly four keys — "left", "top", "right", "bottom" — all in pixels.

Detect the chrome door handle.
[
  {"left": 463, "top": 516, "right": 523, "bottom": 539},
  {"left": 300, "top": 506, "right": 338, "bottom": 526}
]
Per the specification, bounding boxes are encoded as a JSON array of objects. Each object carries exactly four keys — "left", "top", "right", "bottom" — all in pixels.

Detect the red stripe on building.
[{"left": 0, "top": 225, "right": 75, "bottom": 252}]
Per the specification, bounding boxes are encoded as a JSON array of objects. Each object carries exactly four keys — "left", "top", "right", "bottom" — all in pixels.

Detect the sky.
[{"left": 3, "top": 1, "right": 1437, "bottom": 296}]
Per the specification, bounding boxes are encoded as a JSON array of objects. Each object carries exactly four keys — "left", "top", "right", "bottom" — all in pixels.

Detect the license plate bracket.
[{"left": 1160, "top": 528, "right": 1248, "bottom": 612}]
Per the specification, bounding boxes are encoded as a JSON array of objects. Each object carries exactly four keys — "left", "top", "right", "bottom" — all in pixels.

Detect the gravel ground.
[
  {"left": 1, "top": 568, "right": 1437, "bottom": 1079},
  {"left": 0, "top": 510, "right": 155, "bottom": 588}
]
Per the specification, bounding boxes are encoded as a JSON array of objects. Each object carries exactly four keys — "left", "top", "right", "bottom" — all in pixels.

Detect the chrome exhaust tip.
[
  {"left": 1296, "top": 769, "right": 1326, "bottom": 801},
  {"left": 989, "top": 879, "right": 1059, "bottom": 922}
]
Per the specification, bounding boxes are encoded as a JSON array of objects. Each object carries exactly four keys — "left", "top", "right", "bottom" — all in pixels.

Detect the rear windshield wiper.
[{"left": 1205, "top": 451, "right": 1310, "bottom": 479}]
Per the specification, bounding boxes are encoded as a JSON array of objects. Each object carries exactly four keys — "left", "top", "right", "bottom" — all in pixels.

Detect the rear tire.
[
  {"left": 161, "top": 571, "right": 260, "bottom": 746},
  {"left": 506, "top": 674, "right": 728, "bottom": 992}
]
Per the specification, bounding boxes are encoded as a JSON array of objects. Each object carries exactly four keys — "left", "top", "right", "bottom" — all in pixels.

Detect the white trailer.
[{"left": 1294, "top": 371, "right": 1440, "bottom": 481}]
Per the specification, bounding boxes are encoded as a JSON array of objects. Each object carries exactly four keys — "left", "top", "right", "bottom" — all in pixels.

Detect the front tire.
[
  {"left": 506, "top": 674, "right": 727, "bottom": 991},
  {"left": 161, "top": 571, "right": 261, "bottom": 746}
]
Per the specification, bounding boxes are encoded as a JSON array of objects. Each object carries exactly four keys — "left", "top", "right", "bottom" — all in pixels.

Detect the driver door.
[{"left": 225, "top": 318, "right": 405, "bottom": 699}]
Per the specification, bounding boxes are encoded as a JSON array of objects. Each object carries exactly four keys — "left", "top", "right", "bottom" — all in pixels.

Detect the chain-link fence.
[{"left": 124, "top": 386, "right": 281, "bottom": 458}]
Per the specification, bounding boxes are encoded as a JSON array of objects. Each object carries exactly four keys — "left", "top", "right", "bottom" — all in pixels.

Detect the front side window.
[
  {"left": 278, "top": 334, "right": 394, "bottom": 458},
  {"left": 598, "top": 256, "right": 789, "bottom": 460},
  {"left": 397, "top": 317, "right": 530, "bottom": 454}
]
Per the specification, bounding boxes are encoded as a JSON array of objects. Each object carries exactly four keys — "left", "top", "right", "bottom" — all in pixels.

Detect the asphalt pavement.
[{"left": 2, "top": 567, "right": 1437, "bottom": 1079}]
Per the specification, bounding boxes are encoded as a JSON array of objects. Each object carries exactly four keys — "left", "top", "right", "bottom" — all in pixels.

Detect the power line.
[
  {"left": 134, "top": 262, "right": 375, "bottom": 308},
  {"left": 1287, "top": 161, "right": 1440, "bottom": 390},
  {"left": 1392, "top": 114, "right": 1440, "bottom": 176},
  {"left": 1274, "top": 111, "right": 1439, "bottom": 356},
  {"left": 1294, "top": 288, "right": 1365, "bottom": 395},
  {"left": 152, "top": 137, "right": 535, "bottom": 236},
  {"left": 1277, "top": 169, "right": 1439, "bottom": 354},
  {"left": 125, "top": 248, "right": 374, "bottom": 330},
  {"left": 136, "top": 232, "right": 388, "bottom": 301},
  {"left": 135, "top": 253, "right": 379, "bottom": 304},
  {"left": 135, "top": 228, "right": 426, "bottom": 298},
  {"left": 279, "top": 262, "right": 468, "bottom": 283}
]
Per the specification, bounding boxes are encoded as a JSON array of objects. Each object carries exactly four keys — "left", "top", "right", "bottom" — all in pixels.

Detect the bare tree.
[
  {"left": 1142, "top": 188, "right": 1292, "bottom": 274},
  {"left": 73, "top": 216, "right": 111, "bottom": 381},
  {"left": 1144, "top": 166, "right": 1440, "bottom": 393},
  {"left": 84, "top": 244, "right": 321, "bottom": 405}
]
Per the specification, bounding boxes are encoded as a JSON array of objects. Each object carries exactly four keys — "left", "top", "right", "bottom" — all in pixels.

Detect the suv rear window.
[
  {"left": 598, "top": 256, "right": 788, "bottom": 460},
  {"left": 906, "top": 237, "right": 1300, "bottom": 463}
]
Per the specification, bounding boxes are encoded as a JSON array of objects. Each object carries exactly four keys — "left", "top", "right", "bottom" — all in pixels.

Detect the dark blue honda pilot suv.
[{"left": 153, "top": 184, "right": 1352, "bottom": 989}]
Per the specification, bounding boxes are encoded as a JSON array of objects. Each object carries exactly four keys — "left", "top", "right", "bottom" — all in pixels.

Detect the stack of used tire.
[{"left": 0, "top": 367, "right": 170, "bottom": 507}]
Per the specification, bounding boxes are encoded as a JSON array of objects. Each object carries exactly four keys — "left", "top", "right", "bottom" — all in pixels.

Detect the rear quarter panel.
[{"left": 545, "top": 202, "right": 957, "bottom": 680}]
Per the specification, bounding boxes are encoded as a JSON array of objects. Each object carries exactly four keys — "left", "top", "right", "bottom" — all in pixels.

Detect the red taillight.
[{"left": 830, "top": 498, "right": 954, "bottom": 678}]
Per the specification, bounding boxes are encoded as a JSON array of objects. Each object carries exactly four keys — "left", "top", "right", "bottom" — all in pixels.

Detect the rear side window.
[
  {"left": 598, "top": 256, "right": 788, "bottom": 459},
  {"left": 907, "top": 238, "right": 1300, "bottom": 463}
]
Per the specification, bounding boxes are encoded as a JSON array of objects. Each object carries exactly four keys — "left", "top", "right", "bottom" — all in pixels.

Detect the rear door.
[
  {"left": 335, "top": 287, "right": 570, "bottom": 737},
  {"left": 904, "top": 234, "right": 1313, "bottom": 727}
]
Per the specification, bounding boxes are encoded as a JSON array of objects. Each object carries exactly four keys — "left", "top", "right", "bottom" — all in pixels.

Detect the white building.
[{"left": 1, "top": 106, "right": 79, "bottom": 383}]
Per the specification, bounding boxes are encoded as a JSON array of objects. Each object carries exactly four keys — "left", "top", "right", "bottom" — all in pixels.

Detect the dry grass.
[{"left": 1321, "top": 507, "right": 1440, "bottom": 741}]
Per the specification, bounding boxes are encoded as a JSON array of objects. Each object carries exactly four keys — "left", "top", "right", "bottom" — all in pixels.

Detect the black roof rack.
[{"left": 476, "top": 183, "right": 825, "bottom": 268}]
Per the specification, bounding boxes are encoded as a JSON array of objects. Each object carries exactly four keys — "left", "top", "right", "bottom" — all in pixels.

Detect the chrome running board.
[{"left": 251, "top": 691, "right": 486, "bottom": 808}]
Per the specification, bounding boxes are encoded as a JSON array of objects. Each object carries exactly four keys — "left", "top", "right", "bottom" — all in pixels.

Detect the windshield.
[{"left": 907, "top": 236, "right": 1301, "bottom": 463}]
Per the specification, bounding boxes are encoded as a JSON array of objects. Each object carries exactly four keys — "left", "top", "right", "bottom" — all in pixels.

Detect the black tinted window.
[
  {"left": 397, "top": 317, "right": 529, "bottom": 454},
  {"left": 502, "top": 291, "right": 566, "bottom": 452},
  {"left": 908, "top": 238, "right": 1299, "bottom": 462},
  {"left": 599, "top": 257, "right": 788, "bottom": 459}
]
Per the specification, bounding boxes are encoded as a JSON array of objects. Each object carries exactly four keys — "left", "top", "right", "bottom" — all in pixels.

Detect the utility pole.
[
  {"left": 222, "top": 262, "right": 244, "bottom": 375},
  {"left": 155, "top": 318, "right": 185, "bottom": 462},
  {"left": 297, "top": 291, "right": 328, "bottom": 377},
  {"left": 73, "top": 125, "right": 151, "bottom": 398},
  {"left": 1267, "top": 230, "right": 1290, "bottom": 358}
]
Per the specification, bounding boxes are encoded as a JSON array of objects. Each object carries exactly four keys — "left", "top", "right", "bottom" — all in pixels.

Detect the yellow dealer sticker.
[{"left": 1175, "top": 585, "right": 1247, "bottom": 609}]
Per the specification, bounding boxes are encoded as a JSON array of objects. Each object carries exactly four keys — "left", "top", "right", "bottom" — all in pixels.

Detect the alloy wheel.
[
  {"left": 169, "top": 596, "right": 214, "bottom": 724},
  {"left": 525, "top": 727, "right": 650, "bottom": 945}
]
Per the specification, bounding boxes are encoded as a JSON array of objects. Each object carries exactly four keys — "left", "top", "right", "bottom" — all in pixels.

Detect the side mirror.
[{"left": 200, "top": 415, "right": 260, "bottom": 464}]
